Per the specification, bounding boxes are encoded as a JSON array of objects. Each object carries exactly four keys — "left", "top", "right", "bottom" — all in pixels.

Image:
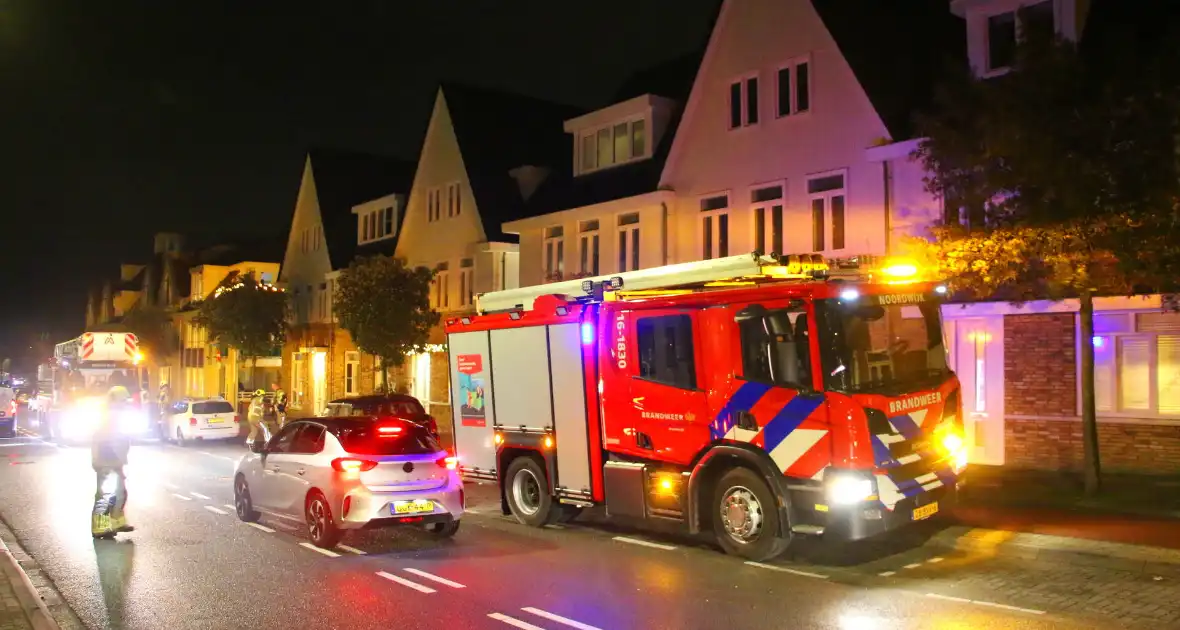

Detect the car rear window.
[
  {"left": 193, "top": 401, "right": 235, "bottom": 415},
  {"left": 333, "top": 420, "right": 441, "bottom": 456}
]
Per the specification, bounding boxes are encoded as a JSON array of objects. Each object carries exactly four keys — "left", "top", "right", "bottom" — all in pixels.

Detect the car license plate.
[
  {"left": 913, "top": 502, "right": 939, "bottom": 521},
  {"left": 207, "top": 417, "right": 223, "bottom": 424},
  {"left": 392, "top": 500, "right": 434, "bottom": 515}
]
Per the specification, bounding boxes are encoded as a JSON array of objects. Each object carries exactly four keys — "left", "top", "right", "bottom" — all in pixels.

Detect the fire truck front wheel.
[
  {"left": 712, "top": 467, "right": 790, "bottom": 561},
  {"left": 504, "top": 456, "right": 557, "bottom": 527}
]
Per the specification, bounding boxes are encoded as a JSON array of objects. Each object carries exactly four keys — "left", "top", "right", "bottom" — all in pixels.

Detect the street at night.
[{"left": 0, "top": 415, "right": 1175, "bottom": 629}]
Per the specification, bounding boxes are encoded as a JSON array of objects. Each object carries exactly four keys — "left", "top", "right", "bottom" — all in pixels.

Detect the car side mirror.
[
  {"left": 735, "top": 304, "right": 768, "bottom": 322},
  {"left": 249, "top": 440, "right": 267, "bottom": 454}
]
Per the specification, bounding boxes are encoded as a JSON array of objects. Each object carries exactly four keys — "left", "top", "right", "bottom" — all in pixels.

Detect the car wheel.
[
  {"left": 504, "top": 457, "right": 557, "bottom": 527},
  {"left": 305, "top": 490, "right": 342, "bottom": 548},
  {"left": 424, "top": 520, "right": 460, "bottom": 537},
  {"left": 711, "top": 467, "right": 791, "bottom": 561},
  {"left": 234, "top": 475, "right": 260, "bottom": 523},
  {"left": 175, "top": 426, "right": 187, "bottom": 447}
]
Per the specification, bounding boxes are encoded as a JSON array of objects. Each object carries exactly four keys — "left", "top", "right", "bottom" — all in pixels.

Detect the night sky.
[{"left": 0, "top": 0, "right": 718, "bottom": 366}]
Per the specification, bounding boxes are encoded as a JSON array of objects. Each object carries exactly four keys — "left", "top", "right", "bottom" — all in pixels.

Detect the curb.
[
  {"left": 930, "top": 525, "right": 1180, "bottom": 577},
  {"left": 0, "top": 537, "right": 59, "bottom": 630}
]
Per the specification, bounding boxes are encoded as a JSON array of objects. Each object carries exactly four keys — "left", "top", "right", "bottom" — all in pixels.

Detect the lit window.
[
  {"left": 579, "top": 220, "right": 600, "bottom": 276},
  {"left": 751, "top": 185, "right": 784, "bottom": 256},
  {"left": 544, "top": 226, "right": 565, "bottom": 280},
  {"left": 807, "top": 173, "right": 846, "bottom": 252},
  {"left": 618, "top": 213, "right": 640, "bottom": 272},
  {"left": 700, "top": 194, "right": 730, "bottom": 260}
]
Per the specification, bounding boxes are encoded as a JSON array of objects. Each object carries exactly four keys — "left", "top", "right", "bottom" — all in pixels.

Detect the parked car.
[
  {"left": 233, "top": 416, "right": 462, "bottom": 548},
  {"left": 165, "top": 397, "right": 240, "bottom": 445},
  {"left": 324, "top": 394, "right": 439, "bottom": 439}
]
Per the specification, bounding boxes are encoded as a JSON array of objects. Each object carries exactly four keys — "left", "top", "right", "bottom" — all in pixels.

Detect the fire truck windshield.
[{"left": 817, "top": 297, "right": 948, "bottom": 394}]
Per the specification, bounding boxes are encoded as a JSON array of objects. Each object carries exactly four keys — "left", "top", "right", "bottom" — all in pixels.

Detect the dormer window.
[
  {"left": 986, "top": 1, "right": 1055, "bottom": 73},
  {"left": 579, "top": 118, "right": 647, "bottom": 174},
  {"left": 358, "top": 203, "right": 398, "bottom": 245}
]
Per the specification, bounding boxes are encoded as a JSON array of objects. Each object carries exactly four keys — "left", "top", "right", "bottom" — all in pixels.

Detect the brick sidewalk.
[{"left": 0, "top": 576, "right": 32, "bottom": 630}]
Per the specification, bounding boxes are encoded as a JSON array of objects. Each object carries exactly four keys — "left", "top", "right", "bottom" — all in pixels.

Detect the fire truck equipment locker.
[
  {"left": 448, "top": 330, "right": 498, "bottom": 477},
  {"left": 489, "top": 326, "right": 553, "bottom": 432},
  {"left": 547, "top": 322, "right": 592, "bottom": 498}
]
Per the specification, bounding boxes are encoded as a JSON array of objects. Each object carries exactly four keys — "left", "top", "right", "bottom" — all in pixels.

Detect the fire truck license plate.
[
  {"left": 393, "top": 500, "right": 434, "bottom": 515},
  {"left": 913, "top": 502, "right": 939, "bottom": 521}
]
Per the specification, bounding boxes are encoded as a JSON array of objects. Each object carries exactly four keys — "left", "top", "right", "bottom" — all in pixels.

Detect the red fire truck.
[{"left": 444, "top": 253, "right": 967, "bottom": 560}]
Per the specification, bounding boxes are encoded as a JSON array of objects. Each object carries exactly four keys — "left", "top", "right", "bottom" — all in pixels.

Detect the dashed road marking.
[
  {"left": 376, "top": 571, "right": 436, "bottom": 594},
  {"left": 928, "top": 556, "right": 944, "bottom": 564},
  {"left": 744, "top": 561, "right": 828, "bottom": 580},
  {"left": 879, "top": 571, "right": 897, "bottom": 577},
  {"left": 925, "top": 593, "right": 1045, "bottom": 615},
  {"left": 903, "top": 563, "right": 923, "bottom": 569},
  {"left": 403, "top": 568, "right": 465, "bottom": 589},
  {"left": 246, "top": 523, "right": 275, "bottom": 533},
  {"left": 191, "top": 492, "right": 212, "bottom": 500},
  {"left": 223, "top": 504, "right": 235, "bottom": 511},
  {"left": 488, "top": 613, "right": 546, "bottom": 630},
  {"left": 299, "top": 542, "right": 340, "bottom": 558},
  {"left": 164, "top": 482, "right": 180, "bottom": 490},
  {"left": 612, "top": 536, "right": 676, "bottom": 551},
  {"left": 203, "top": 505, "right": 227, "bottom": 515},
  {"left": 172, "top": 493, "right": 192, "bottom": 501},
  {"left": 336, "top": 544, "right": 367, "bottom": 555},
  {"left": 198, "top": 450, "right": 236, "bottom": 461},
  {"left": 522, "top": 607, "right": 602, "bottom": 630},
  {"left": 543, "top": 524, "right": 565, "bottom": 530}
]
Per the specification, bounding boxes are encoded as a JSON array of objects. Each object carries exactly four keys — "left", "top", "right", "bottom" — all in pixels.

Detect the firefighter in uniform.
[
  {"left": 272, "top": 383, "right": 287, "bottom": 429},
  {"left": 92, "top": 386, "right": 134, "bottom": 535},
  {"left": 246, "top": 389, "right": 267, "bottom": 446}
]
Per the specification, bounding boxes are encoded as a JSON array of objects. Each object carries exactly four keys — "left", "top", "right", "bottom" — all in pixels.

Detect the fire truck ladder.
[{"left": 475, "top": 252, "right": 833, "bottom": 314}]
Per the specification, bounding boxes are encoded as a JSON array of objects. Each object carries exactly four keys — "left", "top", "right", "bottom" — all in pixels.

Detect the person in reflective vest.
[
  {"left": 246, "top": 389, "right": 267, "bottom": 446},
  {"left": 92, "top": 386, "right": 134, "bottom": 535}
]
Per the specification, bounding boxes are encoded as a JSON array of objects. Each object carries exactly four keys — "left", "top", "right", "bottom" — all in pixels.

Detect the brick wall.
[
  {"left": 1006, "top": 418, "right": 1180, "bottom": 474},
  {"left": 1004, "top": 313, "right": 1076, "bottom": 416}
]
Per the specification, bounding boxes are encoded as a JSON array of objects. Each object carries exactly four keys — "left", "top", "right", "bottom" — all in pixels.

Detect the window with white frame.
[
  {"left": 578, "top": 220, "right": 600, "bottom": 276},
  {"left": 580, "top": 119, "right": 647, "bottom": 174},
  {"left": 313, "top": 226, "right": 322, "bottom": 251},
  {"left": 700, "top": 194, "right": 730, "bottom": 260},
  {"left": 433, "top": 262, "right": 450, "bottom": 310},
  {"left": 751, "top": 184, "right": 785, "bottom": 256},
  {"left": 1092, "top": 311, "right": 1180, "bottom": 416},
  {"left": 986, "top": 1, "right": 1054, "bottom": 73},
  {"left": 291, "top": 352, "right": 305, "bottom": 406},
  {"left": 447, "top": 182, "right": 462, "bottom": 217},
  {"left": 325, "top": 279, "right": 334, "bottom": 321},
  {"left": 427, "top": 187, "right": 443, "bottom": 222},
  {"left": 192, "top": 274, "right": 204, "bottom": 301},
  {"left": 776, "top": 58, "right": 811, "bottom": 117},
  {"left": 807, "top": 172, "right": 846, "bottom": 252},
  {"left": 359, "top": 205, "right": 397, "bottom": 244},
  {"left": 543, "top": 226, "right": 565, "bottom": 280},
  {"left": 728, "top": 75, "right": 759, "bottom": 129},
  {"left": 617, "top": 213, "right": 640, "bottom": 272},
  {"left": 300, "top": 228, "right": 309, "bottom": 253},
  {"left": 459, "top": 258, "right": 474, "bottom": 307},
  {"left": 318, "top": 282, "right": 328, "bottom": 321},
  {"left": 345, "top": 351, "right": 360, "bottom": 396}
]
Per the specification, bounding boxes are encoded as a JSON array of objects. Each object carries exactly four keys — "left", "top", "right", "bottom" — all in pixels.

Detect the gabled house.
[
  {"left": 505, "top": 52, "right": 704, "bottom": 286},
  {"left": 279, "top": 148, "right": 416, "bottom": 414},
  {"left": 392, "top": 83, "right": 581, "bottom": 417}
]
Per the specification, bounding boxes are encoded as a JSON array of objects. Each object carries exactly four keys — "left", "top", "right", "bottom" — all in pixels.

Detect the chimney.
[
  {"left": 154, "top": 232, "right": 185, "bottom": 257},
  {"left": 508, "top": 165, "right": 551, "bottom": 202}
]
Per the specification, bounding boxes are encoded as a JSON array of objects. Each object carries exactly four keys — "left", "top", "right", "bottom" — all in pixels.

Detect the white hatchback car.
[
  {"left": 167, "top": 398, "right": 240, "bottom": 445},
  {"left": 233, "top": 416, "right": 463, "bottom": 548}
]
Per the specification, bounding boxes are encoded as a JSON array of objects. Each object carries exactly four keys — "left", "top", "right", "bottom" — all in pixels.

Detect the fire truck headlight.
[
  {"left": 941, "top": 432, "right": 963, "bottom": 454},
  {"left": 826, "top": 472, "right": 875, "bottom": 505},
  {"left": 840, "top": 288, "right": 860, "bottom": 301}
]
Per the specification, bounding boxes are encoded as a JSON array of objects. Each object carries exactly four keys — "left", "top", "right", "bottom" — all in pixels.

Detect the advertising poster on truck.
[{"left": 456, "top": 354, "right": 486, "bottom": 427}]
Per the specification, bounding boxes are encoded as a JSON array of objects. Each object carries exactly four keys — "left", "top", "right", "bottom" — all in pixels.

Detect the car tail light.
[
  {"left": 332, "top": 458, "right": 378, "bottom": 472},
  {"left": 189, "top": 417, "right": 197, "bottom": 426},
  {"left": 342, "top": 495, "right": 352, "bottom": 517},
  {"left": 377, "top": 425, "right": 403, "bottom": 436},
  {"left": 437, "top": 456, "right": 458, "bottom": 470},
  {"left": 233, "top": 415, "right": 240, "bottom": 424}
]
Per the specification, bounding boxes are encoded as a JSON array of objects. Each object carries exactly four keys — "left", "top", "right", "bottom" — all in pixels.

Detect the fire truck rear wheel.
[
  {"left": 711, "top": 467, "right": 790, "bottom": 561},
  {"left": 504, "top": 456, "right": 557, "bottom": 527}
]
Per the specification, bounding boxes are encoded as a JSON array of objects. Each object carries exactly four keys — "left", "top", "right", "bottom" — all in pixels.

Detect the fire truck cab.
[{"left": 445, "top": 253, "right": 967, "bottom": 561}]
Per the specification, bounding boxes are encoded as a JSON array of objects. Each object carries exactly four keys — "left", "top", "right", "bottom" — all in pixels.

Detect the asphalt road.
[{"left": 0, "top": 422, "right": 1162, "bottom": 629}]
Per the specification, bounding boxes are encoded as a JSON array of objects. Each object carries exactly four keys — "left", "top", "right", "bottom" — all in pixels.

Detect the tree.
[
  {"left": 334, "top": 256, "right": 438, "bottom": 393},
  {"left": 194, "top": 272, "right": 288, "bottom": 386},
  {"left": 119, "top": 305, "right": 176, "bottom": 361},
  {"left": 912, "top": 18, "right": 1180, "bottom": 495}
]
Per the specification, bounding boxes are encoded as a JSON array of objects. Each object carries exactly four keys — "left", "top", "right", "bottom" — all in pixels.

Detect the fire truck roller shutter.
[
  {"left": 448, "top": 330, "right": 499, "bottom": 476},
  {"left": 489, "top": 326, "right": 554, "bottom": 432},
  {"left": 547, "top": 323, "right": 592, "bottom": 498}
]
